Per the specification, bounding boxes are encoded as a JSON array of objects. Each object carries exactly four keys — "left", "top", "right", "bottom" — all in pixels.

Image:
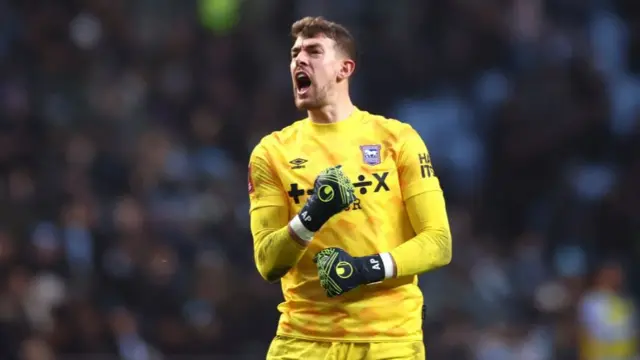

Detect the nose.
[{"left": 295, "top": 57, "right": 308, "bottom": 67}]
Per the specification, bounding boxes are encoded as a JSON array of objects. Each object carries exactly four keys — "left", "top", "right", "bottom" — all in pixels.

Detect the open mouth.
[{"left": 295, "top": 72, "right": 312, "bottom": 95}]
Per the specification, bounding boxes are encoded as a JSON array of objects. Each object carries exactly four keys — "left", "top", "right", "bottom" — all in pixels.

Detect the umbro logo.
[{"left": 289, "top": 158, "right": 308, "bottom": 169}]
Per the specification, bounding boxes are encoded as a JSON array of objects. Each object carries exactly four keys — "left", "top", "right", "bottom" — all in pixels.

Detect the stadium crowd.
[{"left": 0, "top": 0, "right": 638, "bottom": 359}]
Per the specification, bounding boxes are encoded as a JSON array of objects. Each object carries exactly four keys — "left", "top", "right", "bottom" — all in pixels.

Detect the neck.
[{"left": 308, "top": 95, "right": 354, "bottom": 124}]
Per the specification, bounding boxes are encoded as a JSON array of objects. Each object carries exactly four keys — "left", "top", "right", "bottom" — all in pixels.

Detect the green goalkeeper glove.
[
  {"left": 288, "top": 166, "right": 356, "bottom": 241},
  {"left": 313, "top": 248, "right": 392, "bottom": 297}
]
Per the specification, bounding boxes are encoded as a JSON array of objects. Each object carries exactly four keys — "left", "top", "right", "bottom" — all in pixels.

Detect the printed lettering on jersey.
[
  {"left": 418, "top": 153, "right": 434, "bottom": 178},
  {"left": 248, "top": 165, "right": 254, "bottom": 194},
  {"left": 360, "top": 145, "right": 382, "bottom": 166},
  {"left": 353, "top": 172, "right": 390, "bottom": 195},
  {"left": 287, "top": 171, "right": 391, "bottom": 210}
]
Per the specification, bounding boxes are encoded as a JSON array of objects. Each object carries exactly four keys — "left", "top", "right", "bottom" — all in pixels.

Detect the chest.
[{"left": 272, "top": 140, "right": 401, "bottom": 211}]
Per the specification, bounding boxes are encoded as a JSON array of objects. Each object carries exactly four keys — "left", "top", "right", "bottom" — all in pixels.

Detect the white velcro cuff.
[
  {"left": 288, "top": 216, "right": 314, "bottom": 243},
  {"left": 379, "top": 252, "right": 395, "bottom": 279}
]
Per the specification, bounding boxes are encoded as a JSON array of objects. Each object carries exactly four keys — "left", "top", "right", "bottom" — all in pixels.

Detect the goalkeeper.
[{"left": 248, "top": 16, "right": 452, "bottom": 360}]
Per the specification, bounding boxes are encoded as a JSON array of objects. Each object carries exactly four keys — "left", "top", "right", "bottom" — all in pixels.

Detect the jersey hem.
[{"left": 274, "top": 331, "right": 423, "bottom": 343}]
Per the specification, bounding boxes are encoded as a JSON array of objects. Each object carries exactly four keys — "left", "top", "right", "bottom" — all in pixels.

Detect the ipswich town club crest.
[{"left": 360, "top": 145, "right": 382, "bottom": 166}]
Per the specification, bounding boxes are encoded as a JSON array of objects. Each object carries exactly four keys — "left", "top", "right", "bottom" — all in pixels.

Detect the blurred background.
[{"left": 0, "top": 0, "right": 639, "bottom": 359}]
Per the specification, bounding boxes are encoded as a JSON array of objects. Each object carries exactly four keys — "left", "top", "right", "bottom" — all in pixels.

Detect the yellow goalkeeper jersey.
[{"left": 248, "top": 108, "right": 442, "bottom": 342}]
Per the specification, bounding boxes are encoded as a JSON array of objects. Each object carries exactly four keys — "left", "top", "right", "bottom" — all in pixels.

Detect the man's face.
[{"left": 290, "top": 34, "right": 343, "bottom": 110}]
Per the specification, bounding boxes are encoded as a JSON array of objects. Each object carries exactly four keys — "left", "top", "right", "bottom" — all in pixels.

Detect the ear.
[{"left": 337, "top": 59, "right": 356, "bottom": 81}]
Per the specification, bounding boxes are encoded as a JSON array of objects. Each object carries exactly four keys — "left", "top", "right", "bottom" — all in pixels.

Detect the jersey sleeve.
[
  {"left": 248, "top": 142, "right": 287, "bottom": 213},
  {"left": 397, "top": 125, "right": 441, "bottom": 200},
  {"left": 389, "top": 190, "right": 452, "bottom": 277}
]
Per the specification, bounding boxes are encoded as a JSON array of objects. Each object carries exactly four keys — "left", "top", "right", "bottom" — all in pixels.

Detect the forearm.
[
  {"left": 251, "top": 206, "right": 308, "bottom": 282},
  {"left": 388, "top": 226, "right": 452, "bottom": 277},
  {"left": 387, "top": 191, "right": 452, "bottom": 277}
]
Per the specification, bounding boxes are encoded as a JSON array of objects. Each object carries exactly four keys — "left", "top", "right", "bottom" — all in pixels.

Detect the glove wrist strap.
[
  {"left": 360, "top": 253, "right": 396, "bottom": 285},
  {"left": 288, "top": 215, "right": 314, "bottom": 243},
  {"left": 298, "top": 198, "right": 331, "bottom": 232},
  {"left": 356, "top": 254, "right": 386, "bottom": 284}
]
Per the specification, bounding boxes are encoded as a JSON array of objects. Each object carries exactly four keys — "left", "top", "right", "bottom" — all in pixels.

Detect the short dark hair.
[{"left": 291, "top": 16, "right": 356, "bottom": 60}]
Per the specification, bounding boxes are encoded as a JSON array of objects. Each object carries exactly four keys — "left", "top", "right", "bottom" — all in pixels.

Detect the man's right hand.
[{"left": 290, "top": 165, "right": 356, "bottom": 236}]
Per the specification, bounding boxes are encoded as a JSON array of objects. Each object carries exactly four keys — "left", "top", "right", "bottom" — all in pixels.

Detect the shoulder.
[
  {"left": 360, "top": 110, "right": 418, "bottom": 140},
  {"left": 250, "top": 118, "right": 308, "bottom": 159}
]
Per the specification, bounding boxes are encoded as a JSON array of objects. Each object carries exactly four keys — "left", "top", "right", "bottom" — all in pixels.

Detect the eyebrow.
[{"left": 291, "top": 43, "right": 323, "bottom": 54}]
